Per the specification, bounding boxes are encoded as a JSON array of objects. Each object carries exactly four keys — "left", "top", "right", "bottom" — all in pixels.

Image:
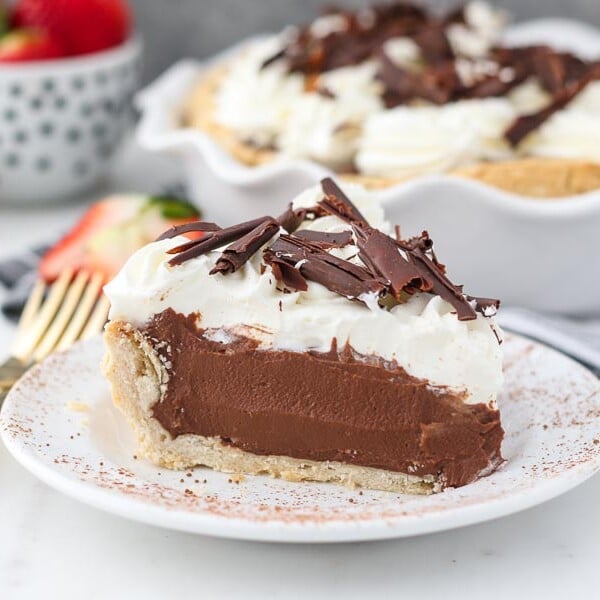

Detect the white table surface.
[{"left": 1, "top": 141, "right": 600, "bottom": 599}]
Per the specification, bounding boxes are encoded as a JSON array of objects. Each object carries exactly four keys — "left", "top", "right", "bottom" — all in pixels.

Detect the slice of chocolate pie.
[{"left": 103, "top": 179, "right": 504, "bottom": 494}]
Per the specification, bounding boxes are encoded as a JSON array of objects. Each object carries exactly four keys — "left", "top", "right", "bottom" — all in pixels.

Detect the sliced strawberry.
[
  {"left": 39, "top": 195, "right": 201, "bottom": 284},
  {"left": 0, "top": 28, "right": 66, "bottom": 62},
  {"left": 11, "top": 0, "right": 131, "bottom": 56}
]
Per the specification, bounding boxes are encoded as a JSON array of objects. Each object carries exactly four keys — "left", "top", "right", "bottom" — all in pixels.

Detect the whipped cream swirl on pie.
[
  {"left": 356, "top": 98, "right": 515, "bottom": 178},
  {"left": 203, "top": 1, "right": 600, "bottom": 179}
]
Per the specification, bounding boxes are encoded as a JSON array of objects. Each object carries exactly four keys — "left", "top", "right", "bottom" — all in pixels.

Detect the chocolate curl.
[
  {"left": 377, "top": 51, "right": 459, "bottom": 107},
  {"left": 505, "top": 105, "right": 556, "bottom": 147},
  {"left": 276, "top": 203, "right": 305, "bottom": 233},
  {"left": 397, "top": 234, "right": 477, "bottom": 321},
  {"left": 505, "top": 63, "right": 600, "bottom": 146},
  {"left": 353, "top": 224, "right": 424, "bottom": 300},
  {"left": 267, "top": 235, "right": 386, "bottom": 301},
  {"left": 404, "top": 230, "right": 435, "bottom": 253},
  {"left": 377, "top": 52, "right": 417, "bottom": 106},
  {"left": 522, "top": 47, "right": 588, "bottom": 93},
  {"left": 533, "top": 50, "right": 567, "bottom": 92},
  {"left": 263, "top": 253, "right": 308, "bottom": 291},
  {"left": 412, "top": 251, "right": 476, "bottom": 320},
  {"left": 319, "top": 177, "right": 367, "bottom": 223},
  {"left": 318, "top": 178, "right": 479, "bottom": 316},
  {"left": 462, "top": 68, "right": 526, "bottom": 100},
  {"left": 261, "top": 2, "right": 431, "bottom": 76},
  {"left": 317, "top": 86, "right": 336, "bottom": 99},
  {"left": 156, "top": 221, "right": 221, "bottom": 241},
  {"left": 468, "top": 296, "right": 500, "bottom": 316},
  {"left": 293, "top": 229, "right": 353, "bottom": 248},
  {"left": 167, "top": 216, "right": 270, "bottom": 266},
  {"left": 260, "top": 48, "right": 285, "bottom": 70},
  {"left": 443, "top": 4, "right": 467, "bottom": 25},
  {"left": 211, "top": 218, "right": 280, "bottom": 275},
  {"left": 412, "top": 24, "right": 454, "bottom": 63}
]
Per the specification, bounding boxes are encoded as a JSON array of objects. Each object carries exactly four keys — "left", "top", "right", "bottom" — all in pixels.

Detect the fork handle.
[{"left": 0, "top": 357, "right": 30, "bottom": 409}]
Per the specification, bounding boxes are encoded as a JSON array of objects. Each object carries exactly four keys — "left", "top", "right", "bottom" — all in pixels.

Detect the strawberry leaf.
[
  {"left": 0, "top": 2, "right": 8, "bottom": 37},
  {"left": 148, "top": 196, "right": 200, "bottom": 220}
]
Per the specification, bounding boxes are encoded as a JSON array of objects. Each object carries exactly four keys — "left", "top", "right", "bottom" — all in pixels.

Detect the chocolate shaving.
[
  {"left": 378, "top": 52, "right": 460, "bottom": 106},
  {"left": 493, "top": 46, "right": 589, "bottom": 94},
  {"left": 402, "top": 237, "right": 477, "bottom": 321},
  {"left": 317, "top": 86, "right": 336, "bottom": 99},
  {"left": 505, "top": 66, "right": 600, "bottom": 146},
  {"left": 265, "top": 256, "right": 309, "bottom": 291},
  {"left": 320, "top": 177, "right": 367, "bottom": 223},
  {"left": 353, "top": 224, "right": 424, "bottom": 300},
  {"left": 462, "top": 69, "right": 526, "bottom": 100},
  {"left": 261, "top": 2, "right": 431, "bottom": 76},
  {"left": 260, "top": 48, "right": 285, "bottom": 70},
  {"left": 443, "top": 4, "right": 467, "bottom": 25},
  {"left": 276, "top": 203, "right": 304, "bottom": 233},
  {"left": 317, "top": 178, "right": 481, "bottom": 320},
  {"left": 412, "top": 24, "right": 453, "bottom": 63},
  {"left": 467, "top": 296, "right": 500, "bottom": 316},
  {"left": 210, "top": 218, "right": 279, "bottom": 275},
  {"left": 156, "top": 221, "right": 221, "bottom": 242},
  {"left": 293, "top": 229, "right": 353, "bottom": 248},
  {"left": 533, "top": 50, "right": 567, "bottom": 92},
  {"left": 260, "top": 0, "right": 600, "bottom": 139},
  {"left": 167, "top": 216, "right": 270, "bottom": 266},
  {"left": 265, "top": 235, "right": 386, "bottom": 302}
]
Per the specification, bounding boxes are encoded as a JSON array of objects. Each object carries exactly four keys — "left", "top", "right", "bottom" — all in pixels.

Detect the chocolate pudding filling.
[{"left": 144, "top": 309, "right": 503, "bottom": 489}]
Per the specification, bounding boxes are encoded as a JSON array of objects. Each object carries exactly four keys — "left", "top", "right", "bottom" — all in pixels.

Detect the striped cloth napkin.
[{"left": 0, "top": 246, "right": 48, "bottom": 322}]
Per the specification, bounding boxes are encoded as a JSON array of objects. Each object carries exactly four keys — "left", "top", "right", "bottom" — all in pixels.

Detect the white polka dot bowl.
[{"left": 0, "top": 37, "right": 142, "bottom": 205}]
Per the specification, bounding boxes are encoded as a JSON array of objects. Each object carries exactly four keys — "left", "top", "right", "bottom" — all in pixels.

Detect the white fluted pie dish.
[{"left": 136, "top": 19, "right": 600, "bottom": 315}]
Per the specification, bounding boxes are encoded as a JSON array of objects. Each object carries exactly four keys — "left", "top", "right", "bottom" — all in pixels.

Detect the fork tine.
[
  {"left": 32, "top": 270, "right": 90, "bottom": 362},
  {"left": 55, "top": 272, "right": 105, "bottom": 352},
  {"left": 12, "top": 268, "right": 74, "bottom": 362},
  {"left": 15, "top": 279, "right": 46, "bottom": 336},
  {"left": 80, "top": 295, "right": 110, "bottom": 341}
]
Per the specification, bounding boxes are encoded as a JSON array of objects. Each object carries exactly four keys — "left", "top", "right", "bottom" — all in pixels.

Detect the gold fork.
[{"left": 0, "top": 269, "right": 110, "bottom": 405}]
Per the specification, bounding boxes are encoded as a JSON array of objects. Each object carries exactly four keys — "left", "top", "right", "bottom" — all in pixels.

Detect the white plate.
[{"left": 1, "top": 334, "right": 600, "bottom": 543}]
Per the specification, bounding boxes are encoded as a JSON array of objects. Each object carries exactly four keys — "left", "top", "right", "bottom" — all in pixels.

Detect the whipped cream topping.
[
  {"left": 309, "top": 14, "right": 349, "bottom": 38},
  {"left": 278, "top": 62, "right": 383, "bottom": 168},
  {"left": 447, "top": 1, "right": 506, "bottom": 58},
  {"left": 105, "top": 183, "right": 503, "bottom": 405},
  {"left": 356, "top": 98, "right": 515, "bottom": 178},
  {"left": 213, "top": 38, "right": 305, "bottom": 146},
  {"left": 508, "top": 79, "right": 551, "bottom": 113},
  {"left": 382, "top": 37, "right": 422, "bottom": 68},
  {"left": 355, "top": 107, "right": 475, "bottom": 178},
  {"left": 205, "top": 1, "right": 600, "bottom": 179}
]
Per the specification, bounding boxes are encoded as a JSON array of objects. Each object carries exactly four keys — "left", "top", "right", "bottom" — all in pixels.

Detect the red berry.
[
  {"left": 0, "top": 28, "right": 66, "bottom": 62},
  {"left": 39, "top": 196, "right": 201, "bottom": 284},
  {"left": 11, "top": 0, "right": 132, "bottom": 56}
]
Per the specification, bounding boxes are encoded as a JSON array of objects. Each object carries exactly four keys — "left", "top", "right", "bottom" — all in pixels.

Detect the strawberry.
[
  {"left": 0, "top": 28, "right": 66, "bottom": 62},
  {"left": 39, "top": 195, "right": 201, "bottom": 284},
  {"left": 11, "top": 0, "right": 131, "bottom": 56}
]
